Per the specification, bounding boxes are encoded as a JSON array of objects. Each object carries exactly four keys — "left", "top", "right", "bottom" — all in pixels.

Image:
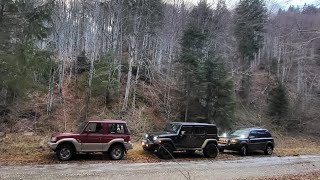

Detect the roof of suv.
[
  {"left": 240, "top": 127, "right": 269, "bottom": 131},
  {"left": 171, "top": 122, "right": 216, "bottom": 126},
  {"left": 89, "top": 119, "right": 127, "bottom": 124}
]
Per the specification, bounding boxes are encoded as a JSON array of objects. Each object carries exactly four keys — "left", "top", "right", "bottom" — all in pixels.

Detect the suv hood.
[
  {"left": 149, "top": 131, "right": 177, "bottom": 137},
  {"left": 52, "top": 132, "right": 80, "bottom": 137},
  {"left": 219, "top": 135, "right": 245, "bottom": 139}
]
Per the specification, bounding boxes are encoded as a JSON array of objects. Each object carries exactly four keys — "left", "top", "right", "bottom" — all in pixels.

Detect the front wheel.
[
  {"left": 56, "top": 144, "right": 74, "bottom": 161},
  {"left": 264, "top": 145, "right": 273, "bottom": 155},
  {"left": 157, "top": 143, "right": 174, "bottom": 159},
  {"left": 203, "top": 143, "right": 218, "bottom": 158},
  {"left": 109, "top": 144, "right": 125, "bottom": 160}
]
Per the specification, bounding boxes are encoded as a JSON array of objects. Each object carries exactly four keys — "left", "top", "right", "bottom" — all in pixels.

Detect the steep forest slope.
[{"left": 0, "top": 0, "right": 320, "bottom": 137}]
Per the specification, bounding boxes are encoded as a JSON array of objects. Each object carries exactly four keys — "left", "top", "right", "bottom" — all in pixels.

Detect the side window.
[
  {"left": 180, "top": 126, "right": 192, "bottom": 135},
  {"left": 206, "top": 126, "right": 217, "bottom": 134},
  {"left": 85, "top": 122, "right": 103, "bottom": 134},
  {"left": 249, "top": 130, "right": 258, "bottom": 138},
  {"left": 257, "top": 130, "right": 267, "bottom": 138},
  {"left": 265, "top": 131, "right": 272, "bottom": 138},
  {"left": 193, "top": 126, "right": 205, "bottom": 135},
  {"left": 108, "top": 123, "right": 126, "bottom": 134}
]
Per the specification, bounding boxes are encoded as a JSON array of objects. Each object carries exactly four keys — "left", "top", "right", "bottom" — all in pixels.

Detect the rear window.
[
  {"left": 206, "top": 126, "right": 217, "bottom": 134},
  {"left": 108, "top": 123, "right": 128, "bottom": 134}
]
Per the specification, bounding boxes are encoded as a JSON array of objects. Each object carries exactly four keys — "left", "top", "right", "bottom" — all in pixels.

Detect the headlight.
[
  {"left": 153, "top": 136, "right": 157, "bottom": 141},
  {"left": 231, "top": 139, "right": 238, "bottom": 143},
  {"left": 145, "top": 134, "right": 149, "bottom": 138},
  {"left": 218, "top": 138, "right": 227, "bottom": 143},
  {"left": 51, "top": 136, "right": 57, "bottom": 142}
]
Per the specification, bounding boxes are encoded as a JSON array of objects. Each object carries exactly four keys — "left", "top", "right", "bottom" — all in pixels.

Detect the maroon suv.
[{"left": 48, "top": 120, "right": 133, "bottom": 161}]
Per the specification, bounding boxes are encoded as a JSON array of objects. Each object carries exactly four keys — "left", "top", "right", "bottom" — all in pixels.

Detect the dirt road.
[{"left": 0, "top": 155, "right": 319, "bottom": 180}]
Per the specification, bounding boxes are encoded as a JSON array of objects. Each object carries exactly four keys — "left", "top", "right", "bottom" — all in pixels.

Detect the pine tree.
[
  {"left": 268, "top": 83, "right": 288, "bottom": 125},
  {"left": 234, "top": 0, "right": 266, "bottom": 98},
  {"left": 0, "top": 0, "right": 54, "bottom": 105},
  {"left": 201, "top": 55, "right": 235, "bottom": 129}
]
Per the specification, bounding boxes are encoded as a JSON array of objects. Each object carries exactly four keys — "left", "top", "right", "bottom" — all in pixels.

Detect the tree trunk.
[{"left": 47, "top": 68, "right": 55, "bottom": 115}]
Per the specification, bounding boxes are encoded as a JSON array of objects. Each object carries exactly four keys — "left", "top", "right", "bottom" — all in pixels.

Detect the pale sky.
[{"left": 175, "top": 0, "right": 319, "bottom": 9}]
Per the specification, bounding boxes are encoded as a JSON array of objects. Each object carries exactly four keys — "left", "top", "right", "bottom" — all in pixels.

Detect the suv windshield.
[
  {"left": 77, "top": 122, "right": 87, "bottom": 133},
  {"left": 228, "top": 129, "right": 250, "bottom": 138},
  {"left": 164, "top": 123, "right": 181, "bottom": 134}
]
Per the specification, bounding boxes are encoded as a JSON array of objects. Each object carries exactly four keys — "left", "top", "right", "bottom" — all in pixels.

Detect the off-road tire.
[
  {"left": 203, "top": 143, "right": 218, "bottom": 158},
  {"left": 239, "top": 145, "right": 248, "bottom": 156},
  {"left": 56, "top": 144, "right": 75, "bottom": 161},
  {"left": 264, "top": 145, "right": 273, "bottom": 155},
  {"left": 109, "top": 144, "right": 125, "bottom": 160},
  {"left": 157, "top": 143, "right": 174, "bottom": 159}
]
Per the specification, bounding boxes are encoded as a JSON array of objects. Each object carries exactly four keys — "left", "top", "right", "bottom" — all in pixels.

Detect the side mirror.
[{"left": 180, "top": 131, "right": 186, "bottom": 136}]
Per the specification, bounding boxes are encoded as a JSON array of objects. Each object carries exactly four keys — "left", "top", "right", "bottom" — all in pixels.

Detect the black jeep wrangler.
[{"left": 142, "top": 122, "right": 219, "bottom": 159}]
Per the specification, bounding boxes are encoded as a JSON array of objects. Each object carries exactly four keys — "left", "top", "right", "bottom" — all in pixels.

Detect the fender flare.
[
  {"left": 103, "top": 138, "right": 125, "bottom": 152},
  {"left": 201, "top": 139, "right": 218, "bottom": 149},
  {"left": 56, "top": 138, "right": 81, "bottom": 151}
]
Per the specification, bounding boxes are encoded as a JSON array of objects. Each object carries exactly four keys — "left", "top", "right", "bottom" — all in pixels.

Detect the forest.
[{"left": 0, "top": 0, "right": 320, "bottom": 136}]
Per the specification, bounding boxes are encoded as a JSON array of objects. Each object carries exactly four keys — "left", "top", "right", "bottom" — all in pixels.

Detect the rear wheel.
[
  {"left": 239, "top": 145, "right": 247, "bottom": 156},
  {"left": 203, "top": 143, "right": 218, "bottom": 158},
  {"left": 109, "top": 144, "right": 125, "bottom": 160},
  {"left": 56, "top": 144, "right": 74, "bottom": 161},
  {"left": 264, "top": 145, "right": 273, "bottom": 155},
  {"left": 157, "top": 143, "right": 174, "bottom": 159}
]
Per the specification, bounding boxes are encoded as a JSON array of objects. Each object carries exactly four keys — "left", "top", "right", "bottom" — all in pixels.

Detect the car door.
[
  {"left": 175, "top": 126, "right": 193, "bottom": 149},
  {"left": 192, "top": 126, "right": 206, "bottom": 148},
  {"left": 248, "top": 130, "right": 260, "bottom": 151},
  {"left": 257, "top": 130, "right": 268, "bottom": 150},
  {"left": 101, "top": 123, "right": 128, "bottom": 151},
  {"left": 80, "top": 122, "right": 103, "bottom": 152}
]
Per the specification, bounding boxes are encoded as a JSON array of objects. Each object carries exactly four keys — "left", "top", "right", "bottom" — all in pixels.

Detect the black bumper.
[
  {"left": 218, "top": 142, "right": 241, "bottom": 151},
  {"left": 142, "top": 139, "right": 157, "bottom": 151}
]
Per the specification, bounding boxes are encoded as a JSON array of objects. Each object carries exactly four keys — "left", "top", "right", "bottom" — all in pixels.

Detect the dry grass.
[
  {"left": 273, "top": 135, "right": 320, "bottom": 156},
  {"left": 0, "top": 133, "right": 319, "bottom": 165}
]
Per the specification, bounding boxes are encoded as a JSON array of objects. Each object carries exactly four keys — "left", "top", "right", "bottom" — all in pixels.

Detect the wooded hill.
[{"left": 0, "top": 0, "right": 319, "bottom": 135}]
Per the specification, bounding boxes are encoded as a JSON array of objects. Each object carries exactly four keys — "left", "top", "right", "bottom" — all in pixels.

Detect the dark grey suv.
[
  {"left": 142, "top": 122, "right": 219, "bottom": 159},
  {"left": 218, "top": 128, "right": 274, "bottom": 156}
]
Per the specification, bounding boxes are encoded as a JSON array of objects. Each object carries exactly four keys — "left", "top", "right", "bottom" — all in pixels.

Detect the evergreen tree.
[
  {"left": 200, "top": 55, "right": 235, "bottom": 129},
  {"left": 234, "top": 0, "right": 266, "bottom": 98},
  {"left": 268, "top": 83, "right": 288, "bottom": 125},
  {"left": 0, "top": 0, "right": 53, "bottom": 105},
  {"left": 179, "top": 1, "right": 234, "bottom": 128}
]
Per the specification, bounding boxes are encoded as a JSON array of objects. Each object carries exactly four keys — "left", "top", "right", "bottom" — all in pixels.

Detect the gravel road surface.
[{"left": 0, "top": 155, "right": 319, "bottom": 180}]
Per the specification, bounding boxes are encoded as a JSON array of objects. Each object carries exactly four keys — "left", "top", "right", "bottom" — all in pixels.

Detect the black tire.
[
  {"left": 239, "top": 145, "right": 247, "bottom": 156},
  {"left": 264, "top": 145, "right": 273, "bottom": 155},
  {"left": 203, "top": 143, "right": 218, "bottom": 158},
  {"left": 109, "top": 144, "right": 125, "bottom": 160},
  {"left": 56, "top": 144, "right": 74, "bottom": 161},
  {"left": 157, "top": 143, "right": 174, "bottom": 159}
]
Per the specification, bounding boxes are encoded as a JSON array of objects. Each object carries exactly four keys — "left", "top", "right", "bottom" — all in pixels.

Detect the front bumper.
[
  {"left": 141, "top": 139, "right": 156, "bottom": 151},
  {"left": 48, "top": 141, "right": 59, "bottom": 151},
  {"left": 218, "top": 142, "right": 241, "bottom": 151}
]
